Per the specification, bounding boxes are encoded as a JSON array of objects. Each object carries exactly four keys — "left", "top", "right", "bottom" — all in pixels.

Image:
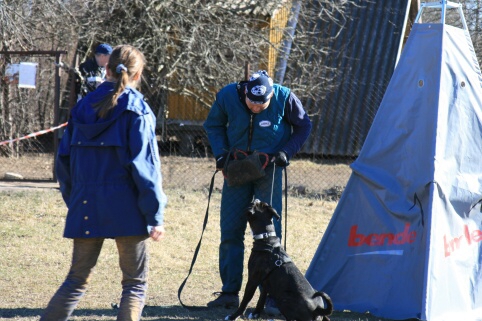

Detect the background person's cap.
[
  {"left": 246, "top": 70, "right": 274, "bottom": 104},
  {"left": 95, "top": 43, "right": 113, "bottom": 55}
]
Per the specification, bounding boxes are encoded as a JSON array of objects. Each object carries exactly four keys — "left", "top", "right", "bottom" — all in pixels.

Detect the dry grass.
[{"left": 0, "top": 188, "right": 393, "bottom": 321}]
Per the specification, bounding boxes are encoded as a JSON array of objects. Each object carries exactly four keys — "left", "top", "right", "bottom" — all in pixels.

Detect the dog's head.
[{"left": 245, "top": 199, "right": 280, "bottom": 236}]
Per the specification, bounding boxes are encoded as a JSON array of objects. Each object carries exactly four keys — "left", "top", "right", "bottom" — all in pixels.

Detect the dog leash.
[
  {"left": 283, "top": 167, "right": 288, "bottom": 250},
  {"left": 270, "top": 163, "right": 276, "bottom": 205},
  {"left": 177, "top": 170, "right": 218, "bottom": 310},
  {"left": 269, "top": 163, "right": 289, "bottom": 251}
]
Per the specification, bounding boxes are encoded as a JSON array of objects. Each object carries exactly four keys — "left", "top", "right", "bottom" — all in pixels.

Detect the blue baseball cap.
[
  {"left": 95, "top": 43, "right": 113, "bottom": 55},
  {"left": 246, "top": 70, "right": 274, "bottom": 104}
]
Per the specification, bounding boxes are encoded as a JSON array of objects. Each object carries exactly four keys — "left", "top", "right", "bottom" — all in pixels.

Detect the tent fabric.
[{"left": 305, "top": 22, "right": 482, "bottom": 321}]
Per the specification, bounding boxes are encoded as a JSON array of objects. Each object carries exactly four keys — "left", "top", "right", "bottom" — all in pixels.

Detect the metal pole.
[
  {"left": 441, "top": 0, "right": 447, "bottom": 24},
  {"left": 53, "top": 52, "right": 62, "bottom": 181}
]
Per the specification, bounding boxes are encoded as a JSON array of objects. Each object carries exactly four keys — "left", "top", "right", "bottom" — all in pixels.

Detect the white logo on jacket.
[{"left": 259, "top": 120, "right": 271, "bottom": 127}]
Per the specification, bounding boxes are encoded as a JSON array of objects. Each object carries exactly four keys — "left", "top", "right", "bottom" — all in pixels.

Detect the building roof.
[
  {"left": 209, "top": 0, "right": 288, "bottom": 16},
  {"left": 299, "top": 0, "right": 410, "bottom": 157}
]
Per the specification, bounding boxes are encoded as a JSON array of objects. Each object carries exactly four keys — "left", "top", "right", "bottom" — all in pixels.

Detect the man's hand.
[
  {"left": 149, "top": 225, "right": 166, "bottom": 241},
  {"left": 216, "top": 152, "right": 229, "bottom": 170},
  {"left": 273, "top": 151, "right": 289, "bottom": 167}
]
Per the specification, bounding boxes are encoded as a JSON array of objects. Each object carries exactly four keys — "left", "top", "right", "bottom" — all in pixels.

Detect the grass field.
[{"left": 0, "top": 187, "right": 395, "bottom": 321}]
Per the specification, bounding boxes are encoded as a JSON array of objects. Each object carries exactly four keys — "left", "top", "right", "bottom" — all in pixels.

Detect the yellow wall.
[
  {"left": 167, "top": 2, "right": 292, "bottom": 122},
  {"left": 167, "top": 91, "right": 210, "bottom": 121},
  {"left": 267, "top": 3, "right": 291, "bottom": 77}
]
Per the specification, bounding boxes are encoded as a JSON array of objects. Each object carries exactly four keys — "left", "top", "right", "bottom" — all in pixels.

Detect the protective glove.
[
  {"left": 216, "top": 152, "right": 229, "bottom": 169},
  {"left": 273, "top": 151, "right": 289, "bottom": 167}
]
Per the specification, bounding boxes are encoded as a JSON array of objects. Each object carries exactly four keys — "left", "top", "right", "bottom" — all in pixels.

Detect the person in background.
[
  {"left": 76, "top": 43, "right": 113, "bottom": 100},
  {"left": 40, "top": 45, "right": 167, "bottom": 321},
  {"left": 203, "top": 70, "right": 312, "bottom": 315}
]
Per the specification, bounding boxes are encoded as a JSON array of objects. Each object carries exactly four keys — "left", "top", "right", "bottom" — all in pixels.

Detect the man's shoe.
[
  {"left": 207, "top": 292, "right": 239, "bottom": 308},
  {"left": 265, "top": 297, "right": 281, "bottom": 315}
]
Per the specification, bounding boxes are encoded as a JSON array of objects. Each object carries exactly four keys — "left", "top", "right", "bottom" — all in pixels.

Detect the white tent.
[{"left": 305, "top": 2, "right": 482, "bottom": 320}]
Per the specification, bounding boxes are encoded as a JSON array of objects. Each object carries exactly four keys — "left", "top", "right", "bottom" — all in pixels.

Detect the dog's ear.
[
  {"left": 245, "top": 205, "right": 255, "bottom": 217},
  {"left": 269, "top": 207, "right": 281, "bottom": 221}
]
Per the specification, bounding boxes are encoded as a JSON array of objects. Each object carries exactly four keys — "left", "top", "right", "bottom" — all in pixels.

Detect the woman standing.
[{"left": 41, "top": 45, "right": 167, "bottom": 321}]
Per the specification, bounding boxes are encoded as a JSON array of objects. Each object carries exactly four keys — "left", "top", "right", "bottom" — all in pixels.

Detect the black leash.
[
  {"left": 271, "top": 163, "right": 289, "bottom": 250},
  {"left": 178, "top": 165, "right": 288, "bottom": 307},
  {"left": 178, "top": 170, "right": 218, "bottom": 310},
  {"left": 283, "top": 167, "right": 288, "bottom": 250}
]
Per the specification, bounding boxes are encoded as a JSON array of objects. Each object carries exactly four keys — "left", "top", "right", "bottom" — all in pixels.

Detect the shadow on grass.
[
  {"left": 0, "top": 305, "right": 232, "bottom": 321},
  {"left": 0, "top": 306, "right": 419, "bottom": 321},
  {"left": 0, "top": 308, "right": 45, "bottom": 318}
]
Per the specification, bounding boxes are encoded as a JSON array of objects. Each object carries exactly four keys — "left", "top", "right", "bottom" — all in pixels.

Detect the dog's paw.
[{"left": 225, "top": 315, "right": 237, "bottom": 321}]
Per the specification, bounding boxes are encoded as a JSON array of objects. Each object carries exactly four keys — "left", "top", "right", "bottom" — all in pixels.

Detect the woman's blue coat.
[{"left": 56, "top": 82, "right": 166, "bottom": 238}]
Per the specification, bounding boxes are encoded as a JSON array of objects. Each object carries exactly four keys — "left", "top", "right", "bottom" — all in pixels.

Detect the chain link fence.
[
  {"left": 0, "top": 60, "right": 358, "bottom": 198},
  {"left": 1, "top": 3, "right": 481, "bottom": 200},
  {"left": 0, "top": 53, "right": 63, "bottom": 181},
  {"left": 0, "top": 52, "right": 359, "bottom": 196}
]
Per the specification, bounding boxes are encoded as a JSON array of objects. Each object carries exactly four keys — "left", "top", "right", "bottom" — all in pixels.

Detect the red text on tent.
[
  {"left": 348, "top": 223, "right": 416, "bottom": 247},
  {"left": 444, "top": 225, "right": 482, "bottom": 257}
]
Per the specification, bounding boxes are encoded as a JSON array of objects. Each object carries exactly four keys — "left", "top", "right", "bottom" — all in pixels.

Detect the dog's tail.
[{"left": 314, "top": 291, "right": 333, "bottom": 320}]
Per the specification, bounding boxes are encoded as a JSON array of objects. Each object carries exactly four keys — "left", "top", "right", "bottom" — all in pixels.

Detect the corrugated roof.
[
  {"left": 299, "top": 0, "right": 410, "bottom": 157},
  {"left": 210, "top": 0, "right": 288, "bottom": 16}
]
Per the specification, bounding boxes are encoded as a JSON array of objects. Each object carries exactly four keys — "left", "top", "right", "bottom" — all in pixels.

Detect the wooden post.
[{"left": 244, "top": 61, "right": 250, "bottom": 81}]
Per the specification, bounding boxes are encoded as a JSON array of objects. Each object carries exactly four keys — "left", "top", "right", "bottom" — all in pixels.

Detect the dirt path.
[{"left": 0, "top": 180, "right": 59, "bottom": 191}]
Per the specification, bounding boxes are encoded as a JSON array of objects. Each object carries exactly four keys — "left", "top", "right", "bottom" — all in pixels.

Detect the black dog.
[{"left": 225, "top": 199, "right": 333, "bottom": 321}]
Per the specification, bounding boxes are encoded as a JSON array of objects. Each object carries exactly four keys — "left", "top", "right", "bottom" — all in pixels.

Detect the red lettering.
[
  {"left": 394, "top": 223, "right": 412, "bottom": 245},
  {"left": 472, "top": 230, "right": 482, "bottom": 242},
  {"left": 452, "top": 235, "right": 465, "bottom": 253},
  {"left": 465, "top": 225, "right": 472, "bottom": 245},
  {"left": 383, "top": 233, "right": 395, "bottom": 245},
  {"left": 444, "top": 225, "right": 482, "bottom": 257},
  {"left": 377, "top": 233, "right": 394, "bottom": 246},
  {"left": 444, "top": 235, "right": 451, "bottom": 257},
  {"left": 348, "top": 225, "right": 364, "bottom": 246},
  {"left": 348, "top": 223, "right": 416, "bottom": 247},
  {"left": 366, "top": 234, "right": 377, "bottom": 246}
]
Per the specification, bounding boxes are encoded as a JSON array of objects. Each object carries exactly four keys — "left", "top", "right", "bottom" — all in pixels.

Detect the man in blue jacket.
[
  {"left": 76, "top": 43, "right": 112, "bottom": 100},
  {"left": 203, "top": 70, "right": 312, "bottom": 314}
]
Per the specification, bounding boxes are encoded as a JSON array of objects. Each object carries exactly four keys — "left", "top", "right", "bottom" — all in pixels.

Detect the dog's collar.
[{"left": 252, "top": 232, "right": 277, "bottom": 240}]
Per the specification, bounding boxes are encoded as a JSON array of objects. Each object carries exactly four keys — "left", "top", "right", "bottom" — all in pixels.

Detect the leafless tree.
[
  {"left": 0, "top": 0, "right": 78, "bottom": 155},
  {"left": 68, "top": 1, "right": 351, "bottom": 109},
  {"left": 1, "top": 0, "right": 481, "bottom": 157},
  {"left": 0, "top": 0, "right": 351, "bottom": 156},
  {"left": 463, "top": 0, "right": 482, "bottom": 65}
]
